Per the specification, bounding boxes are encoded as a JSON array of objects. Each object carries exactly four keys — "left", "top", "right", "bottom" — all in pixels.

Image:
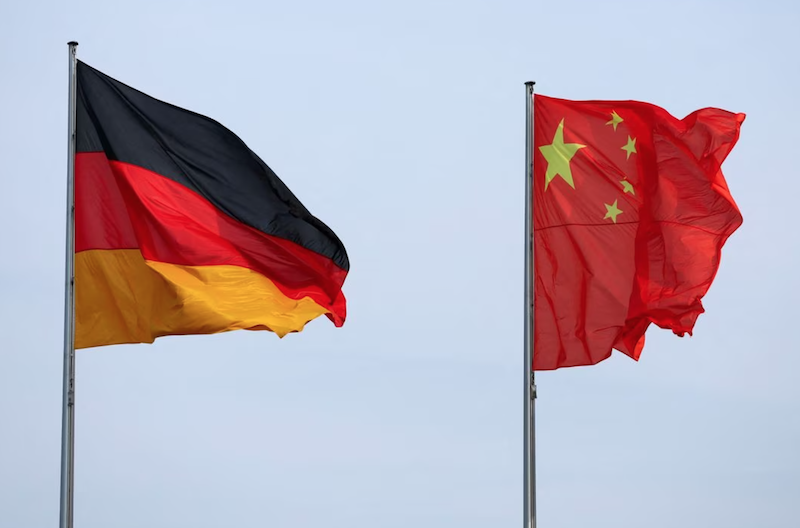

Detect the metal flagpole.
[
  {"left": 59, "top": 40, "right": 79, "bottom": 528},
  {"left": 523, "top": 80, "right": 537, "bottom": 528}
]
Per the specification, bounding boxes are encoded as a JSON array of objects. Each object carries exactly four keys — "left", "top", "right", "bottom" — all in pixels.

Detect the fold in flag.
[
  {"left": 533, "top": 94, "right": 744, "bottom": 370},
  {"left": 75, "top": 61, "right": 349, "bottom": 348}
]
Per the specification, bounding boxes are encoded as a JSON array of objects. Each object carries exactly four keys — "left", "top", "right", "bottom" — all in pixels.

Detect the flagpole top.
[
  {"left": 68, "top": 41, "right": 79, "bottom": 47},
  {"left": 525, "top": 81, "right": 536, "bottom": 87}
]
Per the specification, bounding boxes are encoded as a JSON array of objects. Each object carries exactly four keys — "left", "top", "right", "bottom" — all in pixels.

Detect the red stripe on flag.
[{"left": 75, "top": 152, "right": 347, "bottom": 325}]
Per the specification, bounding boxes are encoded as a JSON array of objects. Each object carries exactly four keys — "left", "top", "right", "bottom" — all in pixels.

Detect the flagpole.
[
  {"left": 523, "top": 80, "right": 537, "bottom": 528},
  {"left": 59, "top": 40, "right": 79, "bottom": 528}
]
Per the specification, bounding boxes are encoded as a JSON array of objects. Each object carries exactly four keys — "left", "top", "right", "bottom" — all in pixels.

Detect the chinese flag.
[{"left": 533, "top": 94, "right": 744, "bottom": 370}]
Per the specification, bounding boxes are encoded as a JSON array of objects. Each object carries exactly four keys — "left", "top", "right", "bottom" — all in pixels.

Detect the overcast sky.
[{"left": 1, "top": 0, "right": 798, "bottom": 527}]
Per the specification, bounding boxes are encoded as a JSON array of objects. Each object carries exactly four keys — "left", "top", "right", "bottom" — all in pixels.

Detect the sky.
[{"left": 0, "top": 0, "right": 798, "bottom": 527}]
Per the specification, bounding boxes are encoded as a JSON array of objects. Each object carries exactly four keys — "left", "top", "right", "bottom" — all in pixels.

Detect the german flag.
[{"left": 74, "top": 61, "right": 349, "bottom": 349}]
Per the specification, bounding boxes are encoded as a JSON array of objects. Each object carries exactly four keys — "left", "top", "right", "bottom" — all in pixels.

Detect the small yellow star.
[
  {"left": 538, "top": 119, "right": 586, "bottom": 191},
  {"left": 604, "top": 200, "right": 623, "bottom": 223},
  {"left": 606, "top": 111, "right": 623, "bottom": 131},
  {"left": 621, "top": 136, "right": 637, "bottom": 160},
  {"left": 620, "top": 180, "right": 635, "bottom": 195}
]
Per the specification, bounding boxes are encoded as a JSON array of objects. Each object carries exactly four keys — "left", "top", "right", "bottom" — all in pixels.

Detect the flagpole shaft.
[
  {"left": 523, "top": 80, "right": 536, "bottom": 528},
  {"left": 59, "top": 40, "right": 79, "bottom": 528}
]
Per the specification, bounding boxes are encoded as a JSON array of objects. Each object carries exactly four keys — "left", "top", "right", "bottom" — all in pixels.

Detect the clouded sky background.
[{"left": 1, "top": 0, "right": 798, "bottom": 527}]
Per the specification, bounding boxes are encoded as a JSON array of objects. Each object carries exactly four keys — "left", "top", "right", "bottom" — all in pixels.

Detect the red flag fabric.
[{"left": 533, "top": 94, "right": 744, "bottom": 370}]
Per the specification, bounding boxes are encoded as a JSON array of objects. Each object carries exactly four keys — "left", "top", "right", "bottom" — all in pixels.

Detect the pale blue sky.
[{"left": 0, "top": 1, "right": 798, "bottom": 527}]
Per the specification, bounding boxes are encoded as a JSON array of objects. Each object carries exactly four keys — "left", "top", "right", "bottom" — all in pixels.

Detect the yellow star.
[
  {"left": 620, "top": 180, "right": 635, "bottom": 195},
  {"left": 604, "top": 200, "right": 623, "bottom": 223},
  {"left": 606, "top": 111, "right": 623, "bottom": 131},
  {"left": 621, "top": 136, "right": 637, "bottom": 160},
  {"left": 539, "top": 119, "right": 586, "bottom": 191}
]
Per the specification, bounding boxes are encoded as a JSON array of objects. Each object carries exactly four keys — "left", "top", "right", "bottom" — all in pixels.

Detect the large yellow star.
[
  {"left": 539, "top": 119, "right": 585, "bottom": 190},
  {"left": 620, "top": 180, "right": 635, "bottom": 195},
  {"left": 606, "top": 111, "right": 623, "bottom": 131},
  {"left": 621, "top": 136, "right": 637, "bottom": 160},
  {"left": 604, "top": 200, "right": 623, "bottom": 223}
]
